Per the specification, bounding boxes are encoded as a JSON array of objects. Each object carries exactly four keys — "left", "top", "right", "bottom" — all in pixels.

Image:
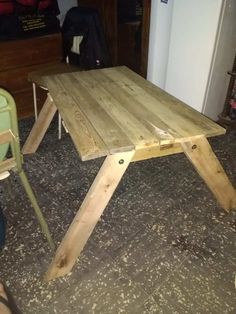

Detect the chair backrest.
[
  {"left": 0, "top": 88, "right": 21, "bottom": 168},
  {"left": 0, "top": 90, "right": 54, "bottom": 250}
]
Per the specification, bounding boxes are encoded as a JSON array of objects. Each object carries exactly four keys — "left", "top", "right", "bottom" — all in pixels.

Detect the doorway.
[{"left": 78, "top": 0, "right": 151, "bottom": 77}]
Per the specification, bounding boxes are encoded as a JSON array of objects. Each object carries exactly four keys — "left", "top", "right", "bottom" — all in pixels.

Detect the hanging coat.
[{"left": 62, "top": 6, "right": 111, "bottom": 70}]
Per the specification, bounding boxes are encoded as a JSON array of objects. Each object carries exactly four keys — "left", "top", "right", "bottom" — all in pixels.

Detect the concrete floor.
[{"left": 0, "top": 118, "right": 235, "bottom": 314}]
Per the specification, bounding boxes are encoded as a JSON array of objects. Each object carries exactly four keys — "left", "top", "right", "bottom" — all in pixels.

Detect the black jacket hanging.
[{"left": 62, "top": 6, "right": 111, "bottom": 70}]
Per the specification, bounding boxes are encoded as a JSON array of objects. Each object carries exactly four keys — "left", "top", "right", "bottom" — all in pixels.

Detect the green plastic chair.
[{"left": 0, "top": 88, "right": 54, "bottom": 250}]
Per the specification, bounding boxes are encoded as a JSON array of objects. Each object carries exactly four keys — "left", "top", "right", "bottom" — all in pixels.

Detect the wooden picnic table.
[{"left": 22, "top": 66, "right": 236, "bottom": 281}]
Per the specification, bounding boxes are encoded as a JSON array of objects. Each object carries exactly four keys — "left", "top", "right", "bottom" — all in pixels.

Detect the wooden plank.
[
  {"left": 74, "top": 71, "right": 158, "bottom": 149},
  {"left": 181, "top": 136, "right": 236, "bottom": 212},
  {"left": 44, "top": 150, "right": 135, "bottom": 281},
  {"left": 0, "top": 158, "right": 16, "bottom": 173},
  {"left": 82, "top": 69, "right": 181, "bottom": 145},
  {"left": 0, "top": 130, "right": 12, "bottom": 145},
  {"left": 102, "top": 67, "right": 219, "bottom": 140},
  {"left": 92, "top": 68, "right": 191, "bottom": 140},
  {"left": 52, "top": 73, "right": 134, "bottom": 154},
  {"left": 132, "top": 143, "right": 183, "bottom": 162},
  {"left": 22, "top": 94, "right": 57, "bottom": 154},
  {"left": 45, "top": 77, "right": 109, "bottom": 161},
  {"left": 116, "top": 66, "right": 226, "bottom": 137}
]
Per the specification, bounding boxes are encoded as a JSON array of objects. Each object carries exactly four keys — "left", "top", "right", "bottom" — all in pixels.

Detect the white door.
[
  {"left": 165, "top": 0, "right": 223, "bottom": 112},
  {"left": 203, "top": 0, "right": 236, "bottom": 120}
]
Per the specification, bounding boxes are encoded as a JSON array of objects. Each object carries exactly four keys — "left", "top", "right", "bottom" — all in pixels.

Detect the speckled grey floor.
[{"left": 0, "top": 117, "right": 236, "bottom": 314}]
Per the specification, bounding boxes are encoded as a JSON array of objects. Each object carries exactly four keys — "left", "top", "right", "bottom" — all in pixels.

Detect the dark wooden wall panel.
[
  {"left": 0, "top": 33, "right": 62, "bottom": 118},
  {"left": 141, "top": 0, "right": 151, "bottom": 77}
]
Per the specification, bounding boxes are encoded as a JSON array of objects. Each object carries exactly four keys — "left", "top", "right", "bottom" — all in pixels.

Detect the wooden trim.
[
  {"left": 132, "top": 143, "right": 183, "bottom": 162},
  {"left": 0, "top": 158, "right": 16, "bottom": 173},
  {"left": 103, "top": 0, "right": 118, "bottom": 65},
  {"left": 0, "top": 130, "right": 12, "bottom": 145},
  {"left": 141, "top": 0, "right": 151, "bottom": 78}
]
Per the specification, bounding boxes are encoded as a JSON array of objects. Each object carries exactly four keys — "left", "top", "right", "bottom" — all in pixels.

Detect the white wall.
[
  {"left": 165, "top": 0, "right": 223, "bottom": 112},
  {"left": 203, "top": 0, "right": 236, "bottom": 120},
  {"left": 57, "top": 0, "right": 77, "bottom": 24},
  {"left": 147, "top": 0, "right": 174, "bottom": 89}
]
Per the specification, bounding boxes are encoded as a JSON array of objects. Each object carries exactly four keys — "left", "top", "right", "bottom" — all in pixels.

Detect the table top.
[
  {"left": 44, "top": 66, "right": 225, "bottom": 161},
  {"left": 28, "top": 63, "right": 79, "bottom": 88}
]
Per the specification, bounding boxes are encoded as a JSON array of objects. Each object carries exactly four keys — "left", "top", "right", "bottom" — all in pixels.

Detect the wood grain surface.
[{"left": 44, "top": 66, "right": 225, "bottom": 161}]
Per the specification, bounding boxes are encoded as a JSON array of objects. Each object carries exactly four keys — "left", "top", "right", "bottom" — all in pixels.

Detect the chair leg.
[
  {"left": 33, "top": 82, "right": 63, "bottom": 140},
  {"left": 32, "top": 83, "right": 38, "bottom": 121},
  {"left": 58, "top": 113, "right": 62, "bottom": 140},
  {"left": 62, "top": 120, "right": 69, "bottom": 134},
  {"left": 18, "top": 169, "right": 55, "bottom": 250}
]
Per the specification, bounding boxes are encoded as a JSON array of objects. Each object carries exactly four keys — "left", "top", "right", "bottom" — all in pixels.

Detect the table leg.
[
  {"left": 22, "top": 94, "right": 57, "bottom": 154},
  {"left": 44, "top": 150, "right": 135, "bottom": 281},
  {"left": 181, "top": 135, "right": 236, "bottom": 212}
]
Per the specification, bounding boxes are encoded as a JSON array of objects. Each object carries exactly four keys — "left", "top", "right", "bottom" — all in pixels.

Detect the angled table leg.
[
  {"left": 44, "top": 150, "right": 135, "bottom": 281},
  {"left": 181, "top": 135, "right": 236, "bottom": 212},
  {"left": 22, "top": 94, "right": 57, "bottom": 154}
]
